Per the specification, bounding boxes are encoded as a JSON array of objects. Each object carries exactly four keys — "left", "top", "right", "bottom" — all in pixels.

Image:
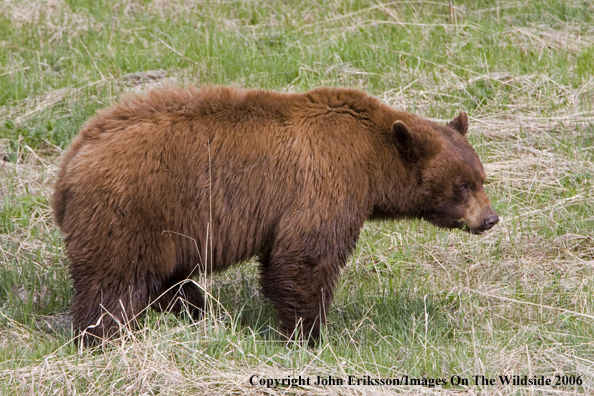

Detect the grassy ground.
[{"left": 1, "top": 0, "right": 593, "bottom": 394}]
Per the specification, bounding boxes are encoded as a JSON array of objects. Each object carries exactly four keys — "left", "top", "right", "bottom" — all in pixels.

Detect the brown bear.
[{"left": 53, "top": 85, "right": 498, "bottom": 345}]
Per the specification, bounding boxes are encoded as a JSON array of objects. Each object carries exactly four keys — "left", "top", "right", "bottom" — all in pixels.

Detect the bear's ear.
[
  {"left": 392, "top": 120, "right": 420, "bottom": 162},
  {"left": 447, "top": 111, "right": 468, "bottom": 136}
]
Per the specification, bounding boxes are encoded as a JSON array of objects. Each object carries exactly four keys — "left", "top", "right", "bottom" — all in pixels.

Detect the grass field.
[{"left": 1, "top": 0, "right": 593, "bottom": 394}]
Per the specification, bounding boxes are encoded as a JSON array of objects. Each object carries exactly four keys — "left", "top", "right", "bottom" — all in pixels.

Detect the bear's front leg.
[
  {"left": 259, "top": 251, "right": 342, "bottom": 345},
  {"left": 257, "top": 198, "right": 366, "bottom": 345}
]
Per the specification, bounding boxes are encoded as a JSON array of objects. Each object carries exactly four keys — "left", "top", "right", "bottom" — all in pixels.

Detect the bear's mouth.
[{"left": 461, "top": 224, "right": 485, "bottom": 235}]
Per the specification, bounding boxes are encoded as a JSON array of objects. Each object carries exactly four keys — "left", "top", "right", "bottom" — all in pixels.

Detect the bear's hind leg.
[
  {"left": 71, "top": 278, "right": 151, "bottom": 345},
  {"left": 150, "top": 277, "right": 205, "bottom": 321}
]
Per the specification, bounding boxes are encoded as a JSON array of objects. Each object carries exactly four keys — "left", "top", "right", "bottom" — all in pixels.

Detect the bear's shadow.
[
  {"left": 205, "top": 269, "right": 456, "bottom": 344},
  {"left": 39, "top": 266, "right": 456, "bottom": 346}
]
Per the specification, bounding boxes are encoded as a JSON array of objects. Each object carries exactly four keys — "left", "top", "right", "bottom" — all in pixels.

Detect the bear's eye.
[{"left": 458, "top": 184, "right": 469, "bottom": 192}]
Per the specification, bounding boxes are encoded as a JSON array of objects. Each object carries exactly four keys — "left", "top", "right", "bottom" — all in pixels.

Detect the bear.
[{"left": 52, "top": 85, "right": 498, "bottom": 345}]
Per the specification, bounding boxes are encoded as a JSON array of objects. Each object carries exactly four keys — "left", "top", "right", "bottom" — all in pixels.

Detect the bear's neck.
[{"left": 368, "top": 160, "right": 423, "bottom": 221}]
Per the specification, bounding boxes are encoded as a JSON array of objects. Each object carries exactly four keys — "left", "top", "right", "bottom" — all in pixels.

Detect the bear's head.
[{"left": 393, "top": 112, "right": 499, "bottom": 234}]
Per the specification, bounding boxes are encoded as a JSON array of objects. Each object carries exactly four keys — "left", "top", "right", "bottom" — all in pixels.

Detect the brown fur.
[{"left": 53, "top": 85, "right": 498, "bottom": 344}]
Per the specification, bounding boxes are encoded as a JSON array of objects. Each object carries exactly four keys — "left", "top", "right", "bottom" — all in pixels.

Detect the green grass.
[{"left": 1, "top": 0, "right": 594, "bottom": 394}]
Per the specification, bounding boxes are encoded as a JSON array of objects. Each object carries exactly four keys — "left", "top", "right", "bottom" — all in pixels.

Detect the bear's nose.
[{"left": 482, "top": 215, "right": 499, "bottom": 230}]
